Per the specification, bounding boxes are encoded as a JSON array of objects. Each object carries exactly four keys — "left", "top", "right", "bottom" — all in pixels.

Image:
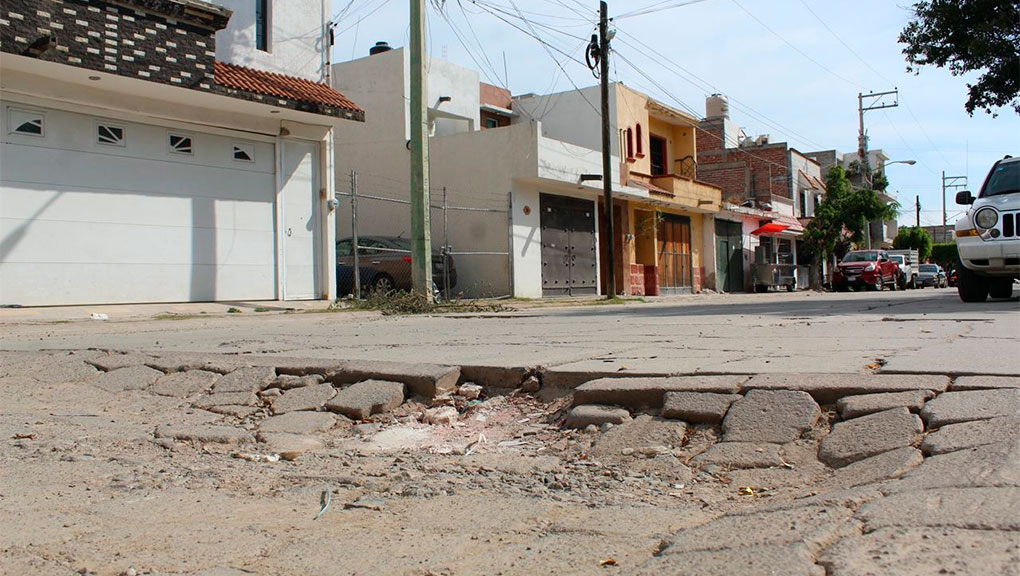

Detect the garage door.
[{"left": 0, "top": 103, "right": 277, "bottom": 306}]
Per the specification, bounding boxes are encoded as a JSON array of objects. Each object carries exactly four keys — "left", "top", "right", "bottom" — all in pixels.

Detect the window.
[
  {"left": 485, "top": 117, "right": 499, "bottom": 129},
  {"left": 649, "top": 135, "right": 667, "bottom": 176},
  {"left": 635, "top": 123, "right": 643, "bottom": 157},
  {"left": 799, "top": 191, "right": 807, "bottom": 218},
  {"left": 255, "top": 0, "right": 270, "bottom": 52},
  {"left": 232, "top": 143, "right": 255, "bottom": 162},
  {"left": 96, "top": 123, "right": 125, "bottom": 146},
  {"left": 168, "top": 133, "right": 193, "bottom": 155},
  {"left": 8, "top": 109, "right": 44, "bottom": 137},
  {"left": 625, "top": 127, "right": 634, "bottom": 161}
]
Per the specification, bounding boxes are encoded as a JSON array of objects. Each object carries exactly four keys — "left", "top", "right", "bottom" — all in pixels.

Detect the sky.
[{"left": 329, "top": 0, "right": 1019, "bottom": 230}]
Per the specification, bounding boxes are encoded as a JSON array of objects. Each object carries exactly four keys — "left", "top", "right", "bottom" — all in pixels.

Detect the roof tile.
[{"left": 214, "top": 61, "right": 363, "bottom": 116}]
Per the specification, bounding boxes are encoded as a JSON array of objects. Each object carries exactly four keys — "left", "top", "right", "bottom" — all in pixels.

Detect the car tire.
[
  {"left": 989, "top": 278, "right": 1015, "bottom": 299},
  {"left": 956, "top": 261, "right": 989, "bottom": 303},
  {"left": 370, "top": 274, "right": 396, "bottom": 294},
  {"left": 890, "top": 276, "right": 897, "bottom": 291}
]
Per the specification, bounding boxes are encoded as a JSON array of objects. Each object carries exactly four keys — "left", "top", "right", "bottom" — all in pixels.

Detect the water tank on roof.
[
  {"left": 706, "top": 94, "right": 729, "bottom": 119},
  {"left": 369, "top": 41, "right": 392, "bottom": 56}
]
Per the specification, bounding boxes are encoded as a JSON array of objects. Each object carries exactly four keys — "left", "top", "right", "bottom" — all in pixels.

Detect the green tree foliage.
[
  {"left": 930, "top": 243, "right": 959, "bottom": 266},
  {"left": 899, "top": 0, "right": 1020, "bottom": 116},
  {"left": 893, "top": 226, "right": 934, "bottom": 261},
  {"left": 804, "top": 166, "right": 901, "bottom": 267}
]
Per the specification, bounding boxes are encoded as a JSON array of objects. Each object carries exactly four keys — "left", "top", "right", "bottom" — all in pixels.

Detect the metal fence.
[{"left": 335, "top": 170, "right": 512, "bottom": 301}]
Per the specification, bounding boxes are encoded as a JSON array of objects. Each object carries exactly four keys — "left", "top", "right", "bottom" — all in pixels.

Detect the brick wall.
[
  {"left": 0, "top": 0, "right": 224, "bottom": 91},
  {"left": 696, "top": 118, "right": 793, "bottom": 202}
]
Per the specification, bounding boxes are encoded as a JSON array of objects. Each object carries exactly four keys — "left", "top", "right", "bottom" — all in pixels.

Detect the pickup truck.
[
  {"left": 887, "top": 249, "right": 919, "bottom": 289},
  {"left": 832, "top": 250, "right": 900, "bottom": 292}
]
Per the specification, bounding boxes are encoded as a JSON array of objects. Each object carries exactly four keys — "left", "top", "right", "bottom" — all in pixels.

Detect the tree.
[
  {"left": 899, "top": 0, "right": 1020, "bottom": 116},
  {"left": 892, "top": 226, "right": 934, "bottom": 261},
  {"left": 804, "top": 166, "right": 901, "bottom": 277}
]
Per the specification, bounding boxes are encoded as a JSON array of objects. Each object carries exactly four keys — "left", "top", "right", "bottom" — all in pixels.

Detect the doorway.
[
  {"left": 715, "top": 219, "right": 744, "bottom": 292},
  {"left": 281, "top": 139, "right": 321, "bottom": 300},
  {"left": 657, "top": 213, "right": 692, "bottom": 294},
  {"left": 540, "top": 193, "right": 598, "bottom": 296}
]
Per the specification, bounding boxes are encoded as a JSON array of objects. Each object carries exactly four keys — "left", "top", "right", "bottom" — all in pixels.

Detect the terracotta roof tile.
[{"left": 214, "top": 61, "right": 363, "bottom": 116}]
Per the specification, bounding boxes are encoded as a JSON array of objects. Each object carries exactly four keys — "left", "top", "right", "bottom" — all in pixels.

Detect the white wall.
[
  {"left": 513, "top": 84, "right": 618, "bottom": 156},
  {"left": 214, "top": 0, "right": 328, "bottom": 81}
]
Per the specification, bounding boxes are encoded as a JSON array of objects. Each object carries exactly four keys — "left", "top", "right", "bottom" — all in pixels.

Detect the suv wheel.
[
  {"left": 989, "top": 278, "right": 1015, "bottom": 299},
  {"left": 956, "top": 260, "right": 989, "bottom": 303}
]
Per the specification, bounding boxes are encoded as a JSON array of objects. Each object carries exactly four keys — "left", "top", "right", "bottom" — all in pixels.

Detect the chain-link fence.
[{"left": 335, "top": 170, "right": 512, "bottom": 301}]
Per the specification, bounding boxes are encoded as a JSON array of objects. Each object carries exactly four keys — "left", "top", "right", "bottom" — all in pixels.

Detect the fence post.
[
  {"left": 442, "top": 186, "right": 450, "bottom": 302},
  {"left": 350, "top": 170, "right": 361, "bottom": 300},
  {"left": 507, "top": 191, "right": 514, "bottom": 298}
]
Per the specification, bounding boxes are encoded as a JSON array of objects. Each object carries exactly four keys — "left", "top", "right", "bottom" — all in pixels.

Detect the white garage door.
[{"left": 0, "top": 104, "right": 278, "bottom": 306}]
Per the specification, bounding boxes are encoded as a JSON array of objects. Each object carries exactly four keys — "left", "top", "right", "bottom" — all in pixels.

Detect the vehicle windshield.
[
  {"left": 842, "top": 251, "right": 879, "bottom": 262},
  {"left": 980, "top": 160, "right": 1020, "bottom": 198},
  {"left": 920, "top": 264, "right": 938, "bottom": 273}
]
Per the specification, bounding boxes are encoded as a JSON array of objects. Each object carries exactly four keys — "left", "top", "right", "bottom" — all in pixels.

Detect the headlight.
[
  {"left": 864, "top": 263, "right": 876, "bottom": 271},
  {"left": 974, "top": 207, "right": 998, "bottom": 229}
]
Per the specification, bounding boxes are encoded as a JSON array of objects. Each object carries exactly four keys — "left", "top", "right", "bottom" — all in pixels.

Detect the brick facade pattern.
[{"left": 697, "top": 118, "right": 794, "bottom": 204}]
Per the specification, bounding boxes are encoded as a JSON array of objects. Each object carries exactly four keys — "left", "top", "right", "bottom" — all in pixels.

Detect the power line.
[{"left": 614, "top": 0, "right": 714, "bottom": 20}]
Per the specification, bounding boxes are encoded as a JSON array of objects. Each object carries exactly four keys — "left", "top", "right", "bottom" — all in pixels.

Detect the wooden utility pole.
[
  {"left": 599, "top": 0, "right": 615, "bottom": 298},
  {"left": 409, "top": 0, "right": 433, "bottom": 296}
]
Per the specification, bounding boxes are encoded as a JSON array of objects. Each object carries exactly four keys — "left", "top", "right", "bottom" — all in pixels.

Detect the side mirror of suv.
[{"left": 955, "top": 190, "right": 974, "bottom": 205}]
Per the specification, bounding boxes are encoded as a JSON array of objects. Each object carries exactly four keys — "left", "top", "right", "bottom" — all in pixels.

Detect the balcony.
[{"left": 642, "top": 172, "right": 722, "bottom": 213}]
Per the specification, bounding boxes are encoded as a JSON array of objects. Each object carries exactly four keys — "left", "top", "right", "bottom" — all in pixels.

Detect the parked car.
[
  {"left": 832, "top": 250, "right": 900, "bottom": 291},
  {"left": 887, "top": 249, "right": 919, "bottom": 289},
  {"left": 336, "top": 236, "right": 457, "bottom": 296},
  {"left": 954, "top": 155, "right": 1020, "bottom": 302},
  {"left": 916, "top": 264, "right": 947, "bottom": 288},
  {"left": 947, "top": 268, "right": 959, "bottom": 287}
]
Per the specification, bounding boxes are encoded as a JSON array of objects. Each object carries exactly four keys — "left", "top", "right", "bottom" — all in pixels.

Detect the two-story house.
[
  {"left": 514, "top": 83, "right": 723, "bottom": 296},
  {"left": 1, "top": 0, "right": 364, "bottom": 306}
]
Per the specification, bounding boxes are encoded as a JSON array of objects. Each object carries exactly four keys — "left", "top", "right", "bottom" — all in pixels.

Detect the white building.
[
  {"left": 333, "top": 47, "right": 650, "bottom": 298},
  {"left": 1, "top": 0, "right": 363, "bottom": 306}
]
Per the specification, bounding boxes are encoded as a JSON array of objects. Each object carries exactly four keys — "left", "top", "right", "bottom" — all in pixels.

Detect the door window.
[{"left": 649, "top": 135, "right": 667, "bottom": 176}]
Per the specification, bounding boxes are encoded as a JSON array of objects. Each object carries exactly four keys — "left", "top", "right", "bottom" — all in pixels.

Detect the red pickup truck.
[{"left": 833, "top": 250, "right": 900, "bottom": 291}]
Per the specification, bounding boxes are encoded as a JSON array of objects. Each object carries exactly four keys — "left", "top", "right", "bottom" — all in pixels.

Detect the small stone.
[
  {"left": 521, "top": 375, "right": 541, "bottom": 393},
  {"left": 458, "top": 383, "right": 483, "bottom": 400},
  {"left": 424, "top": 406, "right": 459, "bottom": 425},
  {"left": 353, "top": 423, "right": 382, "bottom": 436},
  {"left": 256, "top": 432, "right": 324, "bottom": 460},
  {"left": 621, "top": 447, "right": 635, "bottom": 456},
  {"left": 565, "top": 405, "right": 632, "bottom": 429},
  {"left": 259, "top": 388, "right": 284, "bottom": 398},
  {"left": 274, "top": 374, "right": 325, "bottom": 390},
  {"left": 325, "top": 380, "right": 406, "bottom": 420},
  {"left": 585, "top": 424, "right": 598, "bottom": 434},
  {"left": 270, "top": 383, "right": 336, "bottom": 415},
  {"left": 819, "top": 407, "right": 923, "bottom": 468}
]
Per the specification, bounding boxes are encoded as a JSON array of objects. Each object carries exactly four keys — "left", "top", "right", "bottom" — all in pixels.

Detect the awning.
[{"left": 751, "top": 222, "right": 790, "bottom": 236}]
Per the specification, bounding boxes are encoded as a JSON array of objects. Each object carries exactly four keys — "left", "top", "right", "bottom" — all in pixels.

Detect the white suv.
[{"left": 954, "top": 156, "right": 1020, "bottom": 302}]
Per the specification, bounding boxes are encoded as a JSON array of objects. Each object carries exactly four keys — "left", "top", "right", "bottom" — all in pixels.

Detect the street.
[{"left": 1, "top": 288, "right": 1018, "bottom": 575}]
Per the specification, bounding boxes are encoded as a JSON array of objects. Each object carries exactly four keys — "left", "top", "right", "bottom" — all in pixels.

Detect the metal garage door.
[
  {"left": 0, "top": 103, "right": 278, "bottom": 306},
  {"left": 540, "top": 193, "right": 597, "bottom": 296}
]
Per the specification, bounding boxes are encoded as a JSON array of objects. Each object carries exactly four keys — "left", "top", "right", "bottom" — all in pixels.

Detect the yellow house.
[{"left": 607, "top": 85, "right": 722, "bottom": 295}]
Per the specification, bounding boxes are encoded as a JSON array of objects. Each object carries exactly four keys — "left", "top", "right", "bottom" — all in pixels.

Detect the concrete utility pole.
[
  {"left": 599, "top": 0, "right": 615, "bottom": 298},
  {"left": 941, "top": 171, "right": 968, "bottom": 243},
  {"left": 915, "top": 195, "right": 920, "bottom": 228},
  {"left": 409, "top": 0, "right": 433, "bottom": 296},
  {"left": 857, "top": 90, "right": 898, "bottom": 188}
]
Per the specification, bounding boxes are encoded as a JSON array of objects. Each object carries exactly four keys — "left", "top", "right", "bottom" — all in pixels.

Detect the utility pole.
[
  {"left": 409, "top": 0, "right": 433, "bottom": 296},
  {"left": 599, "top": 0, "right": 615, "bottom": 298},
  {"left": 941, "top": 171, "right": 968, "bottom": 243},
  {"left": 857, "top": 90, "right": 898, "bottom": 188},
  {"left": 915, "top": 195, "right": 920, "bottom": 228}
]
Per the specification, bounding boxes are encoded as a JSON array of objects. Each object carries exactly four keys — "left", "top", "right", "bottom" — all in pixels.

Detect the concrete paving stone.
[
  {"left": 636, "top": 543, "right": 823, "bottom": 576},
  {"left": 836, "top": 389, "right": 935, "bottom": 419},
  {"left": 459, "top": 365, "right": 530, "bottom": 389},
  {"left": 564, "top": 405, "right": 632, "bottom": 429},
  {"left": 885, "top": 440, "right": 1020, "bottom": 493},
  {"left": 858, "top": 487, "right": 1020, "bottom": 531},
  {"left": 750, "top": 486, "right": 883, "bottom": 515},
  {"left": 541, "top": 369, "right": 662, "bottom": 390},
  {"left": 87, "top": 352, "right": 157, "bottom": 372},
  {"left": 212, "top": 366, "right": 276, "bottom": 394},
  {"left": 820, "top": 526, "right": 1020, "bottom": 576},
  {"left": 93, "top": 365, "right": 164, "bottom": 393},
  {"left": 951, "top": 375, "right": 1020, "bottom": 391},
  {"left": 690, "top": 442, "right": 786, "bottom": 469},
  {"left": 743, "top": 373, "right": 950, "bottom": 404},
  {"left": 149, "top": 370, "right": 219, "bottom": 397},
  {"left": 921, "top": 388, "right": 1020, "bottom": 428},
  {"left": 722, "top": 389, "right": 821, "bottom": 444},
  {"left": 819, "top": 407, "right": 924, "bottom": 468},
  {"left": 19, "top": 355, "right": 102, "bottom": 383},
  {"left": 661, "top": 391, "right": 742, "bottom": 423},
  {"left": 156, "top": 424, "right": 254, "bottom": 444},
  {"left": 921, "top": 415, "right": 1020, "bottom": 456},
  {"left": 270, "top": 358, "right": 345, "bottom": 377},
  {"left": 657, "top": 504, "right": 856, "bottom": 555},
  {"left": 325, "top": 380, "right": 406, "bottom": 420},
  {"left": 144, "top": 353, "right": 248, "bottom": 374},
  {"left": 826, "top": 447, "right": 924, "bottom": 489},
  {"left": 573, "top": 376, "right": 748, "bottom": 409},
  {"left": 259, "top": 411, "right": 338, "bottom": 434},
  {"left": 329, "top": 360, "right": 459, "bottom": 397},
  {"left": 255, "top": 431, "right": 325, "bottom": 459},
  {"left": 192, "top": 391, "right": 257, "bottom": 409},
  {"left": 270, "top": 383, "right": 336, "bottom": 415},
  {"left": 272, "top": 374, "right": 325, "bottom": 390}
]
